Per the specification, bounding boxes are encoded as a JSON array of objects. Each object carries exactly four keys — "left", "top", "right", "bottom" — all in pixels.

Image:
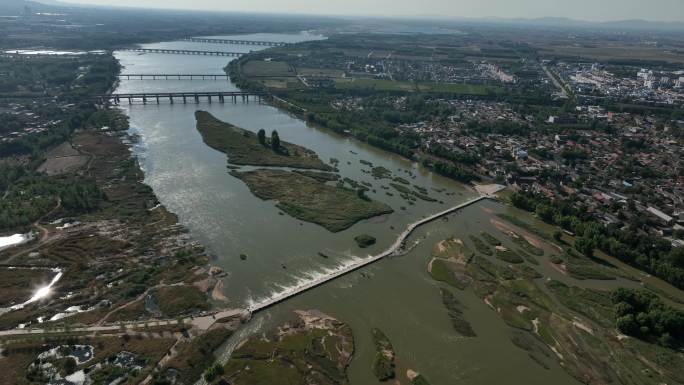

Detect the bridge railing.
[{"left": 247, "top": 196, "right": 487, "bottom": 313}]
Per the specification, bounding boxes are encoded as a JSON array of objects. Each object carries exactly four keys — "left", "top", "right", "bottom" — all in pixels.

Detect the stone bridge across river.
[{"left": 247, "top": 195, "right": 489, "bottom": 313}]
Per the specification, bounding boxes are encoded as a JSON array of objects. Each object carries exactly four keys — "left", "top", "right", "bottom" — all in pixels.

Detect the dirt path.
[
  {"left": 96, "top": 282, "right": 185, "bottom": 326},
  {"left": 2, "top": 198, "right": 62, "bottom": 264}
]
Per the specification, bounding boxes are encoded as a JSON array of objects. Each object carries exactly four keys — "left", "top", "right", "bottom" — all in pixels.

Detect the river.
[{"left": 114, "top": 32, "right": 583, "bottom": 385}]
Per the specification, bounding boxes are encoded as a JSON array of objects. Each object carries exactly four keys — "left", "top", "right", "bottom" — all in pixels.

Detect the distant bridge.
[
  {"left": 97, "top": 91, "right": 266, "bottom": 104},
  {"left": 248, "top": 195, "right": 489, "bottom": 313},
  {"left": 120, "top": 48, "right": 244, "bottom": 57},
  {"left": 118, "top": 74, "right": 230, "bottom": 80},
  {"left": 183, "top": 37, "right": 288, "bottom": 46}
]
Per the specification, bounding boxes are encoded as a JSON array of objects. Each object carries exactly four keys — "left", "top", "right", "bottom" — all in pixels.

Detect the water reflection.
[{"left": 10, "top": 269, "right": 63, "bottom": 310}]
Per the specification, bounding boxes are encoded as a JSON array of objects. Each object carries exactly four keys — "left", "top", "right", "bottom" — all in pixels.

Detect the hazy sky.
[{"left": 58, "top": 0, "right": 684, "bottom": 22}]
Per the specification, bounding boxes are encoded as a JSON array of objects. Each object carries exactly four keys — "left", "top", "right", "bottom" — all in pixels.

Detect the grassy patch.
[
  {"left": 468, "top": 235, "right": 493, "bottom": 256},
  {"left": 195, "top": 111, "right": 331, "bottom": 171},
  {"left": 242, "top": 60, "right": 294, "bottom": 77},
  {"left": 354, "top": 234, "right": 376, "bottom": 248},
  {"left": 545, "top": 280, "right": 614, "bottom": 328},
  {"left": 480, "top": 232, "right": 502, "bottom": 246},
  {"left": 371, "top": 328, "right": 395, "bottom": 381},
  {"left": 440, "top": 288, "right": 476, "bottom": 337},
  {"left": 335, "top": 78, "right": 417, "bottom": 92},
  {"left": 230, "top": 169, "right": 393, "bottom": 232},
  {"left": 154, "top": 285, "right": 210, "bottom": 318},
  {"left": 495, "top": 248, "right": 524, "bottom": 264},
  {"left": 429, "top": 258, "right": 470, "bottom": 290},
  {"left": 511, "top": 233, "right": 544, "bottom": 256},
  {"left": 166, "top": 327, "right": 233, "bottom": 385},
  {"left": 221, "top": 311, "right": 353, "bottom": 385},
  {"left": 496, "top": 213, "right": 553, "bottom": 241},
  {"left": 293, "top": 170, "right": 340, "bottom": 182}
]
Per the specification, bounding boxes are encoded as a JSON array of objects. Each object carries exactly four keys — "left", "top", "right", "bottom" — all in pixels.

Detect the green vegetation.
[
  {"left": 153, "top": 285, "right": 210, "bottom": 318},
  {"left": 371, "top": 166, "right": 392, "bottom": 179},
  {"left": 166, "top": 327, "right": 234, "bottom": 385},
  {"left": 440, "top": 288, "right": 476, "bottom": 337},
  {"left": 495, "top": 248, "right": 524, "bottom": 264},
  {"left": 221, "top": 311, "right": 354, "bottom": 385},
  {"left": 354, "top": 234, "right": 377, "bottom": 248},
  {"left": 1, "top": 335, "right": 176, "bottom": 385},
  {"left": 0, "top": 174, "right": 103, "bottom": 231},
  {"left": 546, "top": 280, "right": 615, "bottom": 328},
  {"left": 242, "top": 60, "right": 293, "bottom": 77},
  {"left": 518, "top": 250, "right": 540, "bottom": 265},
  {"left": 510, "top": 233, "right": 544, "bottom": 256},
  {"left": 429, "top": 258, "right": 470, "bottom": 290},
  {"left": 389, "top": 182, "right": 436, "bottom": 202},
  {"left": 204, "top": 362, "right": 225, "bottom": 382},
  {"left": 468, "top": 235, "right": 493, "bottom": 256},
  {"left": 371, "top": 328, "right": 395, "bottom": 381},
  {"left": 511, "top": 191, "right": 684, "bottom": 289},
  {"left": 195, "top": 111, "right": 331, "bottom": 170},
  {"left": 293, "top": 170, "right": 340, "bottom": 182},
  {"left": 612, "top": 288, "right": 684, "bottom": 348},
  {"left": 550, "top": 255, "right": 564, "bottom": 264},
  {"left": 480, "top": 232, "right": 502, "bottom": 246},
  {"left": 230, "top": 169, "right": 392, "bottom": 232}
]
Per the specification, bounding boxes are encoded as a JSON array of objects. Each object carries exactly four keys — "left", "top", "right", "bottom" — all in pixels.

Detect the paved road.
[{"left": 541, "top": 64, "right": 568, "bottom": 99}]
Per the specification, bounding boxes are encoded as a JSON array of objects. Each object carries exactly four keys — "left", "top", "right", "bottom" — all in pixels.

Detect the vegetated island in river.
[
  {"left": 195, "top": 110, "right": 332, "bottom": 170},
  {"left": 195, "top": 111, "right": 393, "bottom": 232}
]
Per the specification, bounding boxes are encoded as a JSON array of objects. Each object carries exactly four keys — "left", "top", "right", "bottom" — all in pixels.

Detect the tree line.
[{"left": 511, "top": 191, "right": 684, "bottom": 290}]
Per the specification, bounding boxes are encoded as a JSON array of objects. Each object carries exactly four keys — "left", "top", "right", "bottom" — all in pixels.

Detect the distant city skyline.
[{"left": 56, "top": 0, "right": 684, "bottom": 23}]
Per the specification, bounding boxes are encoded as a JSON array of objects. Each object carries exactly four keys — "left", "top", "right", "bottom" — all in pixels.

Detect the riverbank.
[{"left": 0, "top": 121, "right": 216, "bottom": 330}]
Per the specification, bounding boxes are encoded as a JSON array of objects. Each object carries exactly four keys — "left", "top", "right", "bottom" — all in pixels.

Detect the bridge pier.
[
  {"left": 142, "top": 96, "right": 147, "bottom": 105},
  {"left": 194, "top": 94, "right": 199, "bottom": 103},
  {"left": 182, "top": 95, "right": 187, "bottom": 104}
]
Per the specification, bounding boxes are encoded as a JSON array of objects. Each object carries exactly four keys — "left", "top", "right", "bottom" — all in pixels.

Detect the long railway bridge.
[
  {"left": 118, "top": 74, "right": 230, "bottom": 80},
  {"left": 97, "top": 91, "right": 266, "bottom": 104},
  {"left": 182, "top": 37, "right": 288, "bottom": 46},
  {"left": 120, "top": 48, "right": 244, "bottom": 56}
]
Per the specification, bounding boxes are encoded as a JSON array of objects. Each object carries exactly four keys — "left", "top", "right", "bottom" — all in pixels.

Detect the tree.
[
  {"left": 575, "top": 236, "right": 595, "bottom": 258},
  {"left": 257, "top": 129, "right": 266, "bottom": 145},
  {"left": 271, "top": 130, "right": 280, "bottom": 151},
  {"left": 553, "top": 230, "right": 563, "bottom": 243},
  {"left": 63, "top": 357, "right": 77, "bottom": 375}
]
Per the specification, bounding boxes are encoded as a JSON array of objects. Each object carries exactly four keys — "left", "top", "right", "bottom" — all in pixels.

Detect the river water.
[{"left": 114, "top": 33, "right": 583, "bottom": 385}]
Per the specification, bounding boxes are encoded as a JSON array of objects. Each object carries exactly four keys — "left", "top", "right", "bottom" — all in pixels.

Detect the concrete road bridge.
[
  {"left": 120, "top": 48, "right": 244, "bottom": 56},
  {"left": 183, "top": 37, "right": 288, "bottom": 46},
  {"left": 118, "top": 74, "right": 230, "bottom": 80},
  {"left": 96, "top": 91, "right": 266, "bottom": 105}
]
